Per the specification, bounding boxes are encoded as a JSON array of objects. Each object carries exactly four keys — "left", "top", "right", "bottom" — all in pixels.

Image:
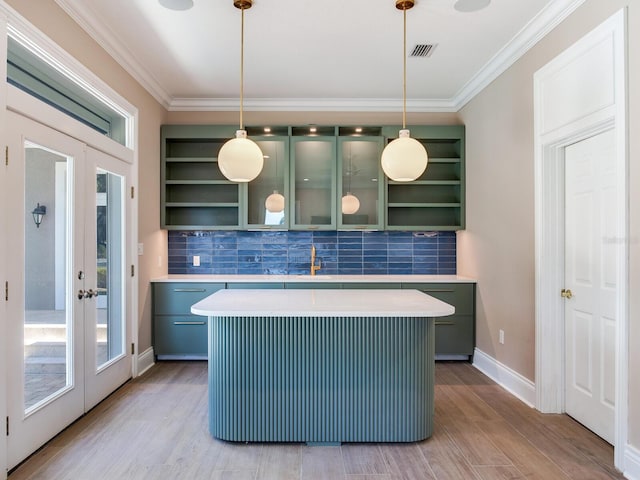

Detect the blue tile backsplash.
[{"left": 168, "top": 231, "right": 456, "bottom": 275}]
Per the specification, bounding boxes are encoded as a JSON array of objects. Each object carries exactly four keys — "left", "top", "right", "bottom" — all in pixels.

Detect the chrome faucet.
[{"left": 310, "top": 245, "right": 322, "bottom": 276}]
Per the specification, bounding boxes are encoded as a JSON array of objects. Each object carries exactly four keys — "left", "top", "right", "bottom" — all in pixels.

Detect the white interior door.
[
  {"left": 564, "top": 129, "right": 617, "bottom": 444},
  {"left": 6, "top": 113, "right": 132, "bottom": 469}
]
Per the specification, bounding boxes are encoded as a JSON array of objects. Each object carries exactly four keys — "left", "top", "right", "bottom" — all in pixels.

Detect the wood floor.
[{"left": 9, "top": 361, "right": 624, "bottom": 480}]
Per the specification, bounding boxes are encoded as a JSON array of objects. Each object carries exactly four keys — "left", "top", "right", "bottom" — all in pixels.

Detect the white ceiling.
[{"left": 54, "top": 0, "right": 584, "bottom": 112}]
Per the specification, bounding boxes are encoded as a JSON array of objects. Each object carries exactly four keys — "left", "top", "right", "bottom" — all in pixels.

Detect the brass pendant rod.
[
  {"left": 402, "top": 6, "right": 407, "bottom": 129},
  {"left": 239, "top": 6, "right": 245, "bottom": 129}
]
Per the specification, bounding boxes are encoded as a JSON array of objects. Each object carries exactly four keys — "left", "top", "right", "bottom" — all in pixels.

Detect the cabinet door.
[
  {"left": 245, "top": 136, "right": 290, "bottom": 229},
  {"left": 290, "top": 134, "right": 337, "bottom": 230},
  {"left": 154, "top": 315, "right": 208, "bottom": 358},
  {"left": 338, "top": 136, "right": 384, "bottom": 230},
  {"left": 153, "top": 282, "right": 225, "bottom": 314}
]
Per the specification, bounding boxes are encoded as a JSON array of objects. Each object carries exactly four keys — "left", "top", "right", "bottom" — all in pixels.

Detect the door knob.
[
  {"left": 561, "top": 288, "right": 573, "bottom": 299},
  {"left": 85, "top": 289, "right": 97, "bottom": 299},
  {"left": 78, "top": 289, "right": 86, "bottom": 300}
]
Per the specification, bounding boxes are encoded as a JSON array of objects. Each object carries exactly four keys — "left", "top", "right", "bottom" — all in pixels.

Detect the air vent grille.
[{"left": 410, "top": 44, "right": 437, "bottom": 57}]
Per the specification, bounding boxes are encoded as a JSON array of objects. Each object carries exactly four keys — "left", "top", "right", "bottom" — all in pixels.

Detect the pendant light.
[
  {"left": 381, "top": 0, "right": 428, "bottom": 182},
  {"left": 218, "top": 0, "right": 264, "bottom": 182},
  {"left": 342, "top": 144, "right": 360, "bottom": 215},
  {"left": 265, "top": 148, "right": 285, "bottom": 213}
]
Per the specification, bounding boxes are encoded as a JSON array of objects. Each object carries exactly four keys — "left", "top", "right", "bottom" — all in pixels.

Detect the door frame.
[{"left": 534, "top": 9, "right": 627, "bottom": 469}]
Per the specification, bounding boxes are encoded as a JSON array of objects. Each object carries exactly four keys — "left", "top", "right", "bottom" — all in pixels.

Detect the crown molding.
[
  {"left": 54, "top": 0, "right": 172, "bottom": 109},
  {"left": 452, "top": 0, "right": 587, "bottom": 111},
  {"left": 168, "top": 97, "right": 459, "bottom": 113},
  {"left": 50, "top": 0, "right": 585, "bottom": 113}
]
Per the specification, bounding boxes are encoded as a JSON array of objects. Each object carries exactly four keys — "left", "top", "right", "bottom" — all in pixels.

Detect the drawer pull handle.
[
  {"left": 173, "top": 321, "right": 206, "bottom": 325},
  {"left": 435, "top": 321, "right": 455, "bottom": 326},
  {"left": 173, "top": 288, "right": 207, "bottom": 293}
]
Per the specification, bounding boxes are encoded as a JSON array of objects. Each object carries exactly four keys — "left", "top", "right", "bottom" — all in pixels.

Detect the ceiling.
[{"left": 54, "top": 0, "right": 584, "bottom": 112}]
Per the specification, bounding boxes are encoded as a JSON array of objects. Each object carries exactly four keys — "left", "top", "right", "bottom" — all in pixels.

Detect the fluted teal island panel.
[{"left": 208, "top": 315, "right": 434, "bottom": 443}]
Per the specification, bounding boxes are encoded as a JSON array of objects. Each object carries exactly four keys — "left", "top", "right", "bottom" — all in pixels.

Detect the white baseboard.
[
  {"left": 472, "top": 348, "right": 536, "bottom": 408},
  {"left": 137, "top": 347, "right": 155, "bottom": 377},
  {"left": 625, "top": 444, "right": 640, "bottom": 480}
]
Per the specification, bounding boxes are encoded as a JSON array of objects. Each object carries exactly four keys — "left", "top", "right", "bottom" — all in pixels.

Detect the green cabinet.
[
  {"left": 152, "top": 282, "right": 225, "bottom": 359},
  {"left": 290, "top": 127, "right": 337, "bottom": 230},
  {"left": 402, "top": 282, "right": 475, "bottom": 358},
  {"left": 152, "top": 280, "right": 475, "bottom": 360},
  {"left": 161, "top": 125, "right": 242, "bottom": 230},
  {"left": 244, "top": 128, "right": 290, "bottom": 229},
  {"left": 161, "top": 124, "right": 465, "bottom": 231},
  {"left": 337, "top": 133, "right": 385, "bottom": 230},
  {"left": 383, "top": 125, "right": 465, "bottom": 231}
]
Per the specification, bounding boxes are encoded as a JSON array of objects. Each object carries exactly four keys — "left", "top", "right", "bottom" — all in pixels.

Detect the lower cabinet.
[
  {"left": 402, "top": 283, "right": 475, "bottom": 359},
  {"left": 153, "top": 282, "right": 225, "bottom": 359},
  {"left": 152, "top": 280, "right": 475, "bottom": 360}
]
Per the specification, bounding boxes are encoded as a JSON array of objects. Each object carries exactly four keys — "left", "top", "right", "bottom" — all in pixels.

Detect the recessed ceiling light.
[
  {"left": 454, "top": 0, "right": 490, "bottom": 13},
  {"left": 159, "top": 0, "right": 194, "bottom": 11}
]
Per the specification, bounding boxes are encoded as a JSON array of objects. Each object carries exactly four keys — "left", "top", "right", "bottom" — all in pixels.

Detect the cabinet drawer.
[
  {"left": 434, "top": 315, "right": 474, "bottom": 355},
  {"left": 153, "top": 282, "right": 225, "bottom": 315},
  {"left": 401, "top": 283, "right": 474, "bottom": 315},
  {"left": 226, "top": 282, "right": 284, "bottom": 289},
  {"left": 154, "top": 315, "right": 207, "bottom": 358}
]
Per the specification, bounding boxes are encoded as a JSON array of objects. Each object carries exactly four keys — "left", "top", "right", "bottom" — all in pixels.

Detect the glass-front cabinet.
[
  {"left": 337, "top": 133, "right": 384, "bottom": 230},
  {"left": 244, "top": 128, "right": 289, "bottom": 229},
  {"left": 290, "top": 127, "right": 337, "bottom": 230}
]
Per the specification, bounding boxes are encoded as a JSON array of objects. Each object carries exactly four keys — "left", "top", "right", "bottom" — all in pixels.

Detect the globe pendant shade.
[
  {"left": 341, "top": 192, "right": 360, "bottom": 215},
  {"left": 265, "top": 190, "right": 285, "bottom": 213},
  {"left": 218, "top": 130, "right": 264, "bottom": 182},
  {"left": 381, "top": 129, "right": 428, "bottom": 182}
]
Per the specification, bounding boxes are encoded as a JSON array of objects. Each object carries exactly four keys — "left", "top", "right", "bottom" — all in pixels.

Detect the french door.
[{"left": 6, "top": 112, "right": 132, "bottom": 469}]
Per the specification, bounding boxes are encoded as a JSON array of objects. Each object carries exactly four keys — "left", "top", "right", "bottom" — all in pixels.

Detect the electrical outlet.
[
  {"left": 137, "top": 243, "right": 144, "bottom": 255},
  {"left": 499, "top": 329, "right": 505, "bottom": 345},
  {"left": 193, "top": 255, "right": 200, "bottom": 267}
]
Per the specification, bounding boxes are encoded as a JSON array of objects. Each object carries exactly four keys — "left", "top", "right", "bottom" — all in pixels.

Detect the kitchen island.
[{"left": 191, "top": 288, "right": 454, "bottom": 444}]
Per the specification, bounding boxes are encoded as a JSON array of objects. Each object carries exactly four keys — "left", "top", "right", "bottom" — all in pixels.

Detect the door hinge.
[
  {"left": 5, "top": 146, "right": 8, "bottom": 166},
  {"left": 131, "top": 186, "right": 134, "bottom": 199},
  {"left": 131, "top": 343, "right": 135, "bottom": 355},
  {"left": 6, "top": 416, "right": 9, "bottom": 436},
  {"left": 4, "top": 281, "right": 7, "bottom": 301},
  {"left": 131, "top": 265, "right": 135, "bottom": 277}
]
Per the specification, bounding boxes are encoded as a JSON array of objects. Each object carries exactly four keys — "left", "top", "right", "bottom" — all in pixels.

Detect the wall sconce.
[{"left": 31, "top": 203, "right": 46, "bottom": 228}]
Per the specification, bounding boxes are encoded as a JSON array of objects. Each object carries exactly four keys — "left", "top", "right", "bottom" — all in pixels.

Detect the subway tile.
[{"left": 168, "top": 229, "right": 456, "bottom": 276}]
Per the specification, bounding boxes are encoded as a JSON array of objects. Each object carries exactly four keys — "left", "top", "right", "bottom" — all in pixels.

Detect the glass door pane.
[
  {"left": 247, "top": 139, "right": 288, "bottom": 228},
  {"left": 338, "top": 137, "right": 384, "bottom": 229},
  {"left": 96, "top": 168, "right": 125, "bottom": 369},
  {"left": 291, "top": 136, "right": 336, "bottom": 229},
  {"left": 23, "top": 143, "right": 72, "bottom": 412}
]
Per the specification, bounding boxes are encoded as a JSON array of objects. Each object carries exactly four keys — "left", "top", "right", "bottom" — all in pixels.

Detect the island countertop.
[
  {"left": 153, "top": 274, "right": 475, "bottom": 283},
  {"left": 191, "top": 288, "right": 455, "bottom": 318}
]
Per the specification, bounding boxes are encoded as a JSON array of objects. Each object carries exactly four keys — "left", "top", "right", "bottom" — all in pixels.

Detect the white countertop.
[
  {"left": 153, "top": 274, "right": 475, "bottom": 283},
  {"left": 191, "top": 289, "right": 455, "bottom": 318}
]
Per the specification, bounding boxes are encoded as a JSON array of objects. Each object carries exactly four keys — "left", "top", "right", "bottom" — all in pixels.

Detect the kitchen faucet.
[{"left": 310, "top": 245, "right": 322, "bottom": 275}]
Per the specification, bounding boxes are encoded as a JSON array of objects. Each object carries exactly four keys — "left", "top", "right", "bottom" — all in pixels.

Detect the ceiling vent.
[{"left": 409, "top": 44, "right": 437, "bottom": 57}]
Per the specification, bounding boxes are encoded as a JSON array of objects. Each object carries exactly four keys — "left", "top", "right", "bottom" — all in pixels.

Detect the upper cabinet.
[
  {"left": 383, "top": 125, "right": 465, "bottom": 231},
  {"left": 244, "top": 127, "right": 290, "bottom": 230},
  {"left": 161, "top": 124, "right": 465, "bottom": 231},
  {"left": 337, "top": 129, "right": 384, "bottom": 230},
  {"left": 290, "top": 127, "right": 337, "bottom": 230},
  {"left": 161, "top": 125, "right": 241, "bottom": 230}
]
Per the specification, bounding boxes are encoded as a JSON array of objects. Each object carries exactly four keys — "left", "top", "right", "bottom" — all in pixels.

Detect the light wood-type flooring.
[{"left": 9, "top": 361, "right": 625, "bottom": 480}]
